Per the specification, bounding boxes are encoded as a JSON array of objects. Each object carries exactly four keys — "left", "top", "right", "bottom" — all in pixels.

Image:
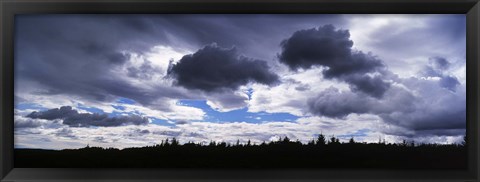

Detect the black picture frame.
[{"left": 1, "top": 0, "right": 479, "bottom": 181}]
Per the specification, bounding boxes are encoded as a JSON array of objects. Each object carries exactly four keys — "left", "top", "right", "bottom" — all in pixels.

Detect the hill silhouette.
[{"left": 15, "top": 134, "right": 467, "bottom": 169}]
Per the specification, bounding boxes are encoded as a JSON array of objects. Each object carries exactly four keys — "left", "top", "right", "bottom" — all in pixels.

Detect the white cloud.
[
  {"left": 205, "top": 90, "right": 249, "bottom": 112},
  {"left": 248, "top": 67, "right": 349, "bottom": 116},
  {"left": 13, "top": 113, "right": 394, "bottom": 149}
]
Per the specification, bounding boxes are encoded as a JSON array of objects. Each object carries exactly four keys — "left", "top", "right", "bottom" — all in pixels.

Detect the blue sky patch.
[
  {"left": 177, "top": 99, "right": 299, "bottom": 123},
  {"left": 112, "top": 105, "right": 126, "bottom": 111},
  {"left": 78, "top": 105, "right": 104, "bottom": 114},
  {"left": 151, "top": 118, "right": 176, "bottom": 126},
  {"left": 116, "top": 97, "right": 136, "bottom": 105},
  {"left": 15, "top": 103, "right": 47, "bottom": 111},
  {"left": 338, "top": 129, "right": 371, "bottom": 138}
]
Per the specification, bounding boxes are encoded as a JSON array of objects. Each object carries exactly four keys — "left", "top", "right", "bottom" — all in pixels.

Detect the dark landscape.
[{"left": 15, "top": 135, "right": 467, "bottom": 169}]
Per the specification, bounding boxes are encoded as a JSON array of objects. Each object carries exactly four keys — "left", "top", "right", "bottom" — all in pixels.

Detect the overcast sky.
[{"left": 14, "top": 14, "right": 466, "bottom": 149}]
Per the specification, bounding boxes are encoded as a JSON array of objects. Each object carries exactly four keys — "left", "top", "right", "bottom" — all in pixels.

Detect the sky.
[{"left": 14, "top": 14, "right": 466, "bottom": 149}]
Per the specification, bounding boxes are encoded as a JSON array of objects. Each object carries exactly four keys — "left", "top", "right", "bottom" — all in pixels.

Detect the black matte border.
[{"left": 1, "top": 0, "right": 479, "bottom": 181}]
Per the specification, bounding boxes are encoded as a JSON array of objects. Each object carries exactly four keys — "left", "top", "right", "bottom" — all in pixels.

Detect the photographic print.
[{"left": 13, "top": 14, "right": 466, "bottom": 168}]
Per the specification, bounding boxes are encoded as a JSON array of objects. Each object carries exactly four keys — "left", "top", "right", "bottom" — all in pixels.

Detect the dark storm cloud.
[
  {"left": 26, "top": 106, "right": 149, "bottom": 127},
  {"left": 415, "top": 129, "right": 465, "bottom": 137},
  {"left": 27, "top": 106, "right": 78, "bottom": 120},
  {"left": 279, "top": 25, "right": 390, "bottom": 98},
  {"left": 344, "top": 75, "right": 390, "bottom": 98},
  {"left": 383, "top": 128, "right": 465, "bottom": 141},
  {"left": 15, "top": 15, "right": 190, "bottom": 110},
  {"left": 16, "top": 15, "right": 346, "bottom": 110},
  {"left": 308, "top": 81, "right": 465, "bottom": 135},
  {"left": 279, "top": 25, "right": 353, "bottom": 70},
  {"left": 169, "top": 44, "right": 279, "bottom": 92},
  {"left": 64, "top": 113, "right": 148, "bottom": 127},
  {"left": 378, "top": 108, "right": 465, "bottom": 131},
  {"left": 307, "top": 87, "right": 371, "bottom": 118},
  {"left": 149, "top": 15, "right": 348, "bottom": 60}
]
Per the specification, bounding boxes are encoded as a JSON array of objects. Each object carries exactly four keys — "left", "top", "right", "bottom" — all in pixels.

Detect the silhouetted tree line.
[{"left": 15, "top": 134, "right": 467, "bottom": 169}]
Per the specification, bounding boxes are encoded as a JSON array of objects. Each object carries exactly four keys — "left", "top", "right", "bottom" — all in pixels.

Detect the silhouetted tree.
[
  {"left": 329, "top": 136, "right": 339, "bottom": 144},
  {"left": 15, "top": 133, "right": 467, "bottom": 169},
  {"left": 218, "top": 141, "right": 227, "bottom": 147},
  {"left": 349, "top": 137, "right": 355, "bottom": 144},
  {"left": 283, "top": 136, "right": 291, "bottom": 143},
  {"left": 316, "top": 134, "right": 326, "bottom": 146},
  {"left": 171, "top": 138, "right": 179, "bottom": 146}
]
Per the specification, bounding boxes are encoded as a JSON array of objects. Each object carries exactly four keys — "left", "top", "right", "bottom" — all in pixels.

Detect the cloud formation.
[
  {"left": 13, "top": 15, "right": 466, "bottom": 148},
  {"left": 279, "top": 25, "right": 390, "bottom": 98},
  {"left": 308, "top": 73, "right": 465, "bottom": 136},
  {"left": 27, "top": 106, "right": 149, "bottom": 127},
  {"left": 169, "top": 44, "right": 279, "bottom": 92},
  {"left": 421, "top": 57, "right": 460, "bottom": 91}
]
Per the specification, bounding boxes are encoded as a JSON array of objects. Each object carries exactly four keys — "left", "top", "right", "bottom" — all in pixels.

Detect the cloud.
[
  {"left": 126, "top": 60, "right": 161, "bottom": 80},
  {"left": 346, "top": 15, "right": 466, "bottom": 79},
  {"left": 278, "top": 25, "right": 390, "bottom": 98},
  {"left": 281, "top": 24, "right": 465, "bottom": 139},
  {"left": 174, "top": 120, "right": 189, "bottom": 125},
  {"left": 14, "top": 117, "right": 44, "bottom": 128},
  {"left": 205, "top": 91, "right": 249, "bottom": 112},
  {"left": 307, "top": 78, "right": 465, "bottom": 136},
  {"left": 15, "top": 15, "right": 346, "bottom": 114},
  {"left": 439, "top": 76, "right": 460, "bottom": 91},
  {"left": 169, "top": 44, "right": 279, "bottom": 92},
  {"left": 26, "top": 106, "right": 78, "bottom": 120},
  {"left": 14, "top": 15, "right": 466, "bottom": 147},
  {"left": 379, "top": 77, "right": 465, "bottom": 131},
  {"left": 343, "top": 74, "right": 390, "bottom": 99},
  {"left": 421, "top": 57, "right": 460, "bottom": 91},
  {"left": 26, "top": 106, "right": 149, "bottom": 127},
  {"left": 307, "top": 87, "right": 372, "bottom": 118},
  {"left": 54, "top": 128, "right": 78, "bottom": 139},
  {"left": 15, "top": 15, "right": 202, "bottom": 113},
  {"left": 279, "top": 24, "right": 354, "bottom": 70},
  {"left": 431, "top": 57, "right": 450, "bottom": 70},
  {"left": 14, "top": 110, "right": 466, "bottom": 150},
  {"left": 14, "top": 113, "right": 64, "bottom": 129}
]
